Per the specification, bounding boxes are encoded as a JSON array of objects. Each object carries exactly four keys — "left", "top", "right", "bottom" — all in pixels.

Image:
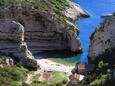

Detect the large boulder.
[
  {"left": 19, "top": 42, "right": 33, "bottom": 59},
  {"left": 0, "top": 56, "right": 14, "bottom": 67},
  {"left": 19, "top": 42, "right": 39, "bottom": 70},
  {"left": 20, "top": 58, "right": 38, "bottom": 70}
]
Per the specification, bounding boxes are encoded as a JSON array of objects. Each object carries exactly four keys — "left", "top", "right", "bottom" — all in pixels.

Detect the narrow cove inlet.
[
  {"left": 0, "top": 0, "right": 115, "bottom": 86},
  {"left": 36, "top": 0, "right": 115, "bottom": 65}
]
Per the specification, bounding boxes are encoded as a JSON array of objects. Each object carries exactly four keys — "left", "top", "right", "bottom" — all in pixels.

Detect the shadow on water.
[{"left": 35, "top": 50, "right": 82, "bottom": 65}]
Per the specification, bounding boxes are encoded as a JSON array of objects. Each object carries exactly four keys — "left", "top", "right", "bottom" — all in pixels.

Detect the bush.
[
  {"left": 49, "top": 72, "right": 67, "bottom": 86},
  {"left": 77, "top": 59, "right": 113, "bottom": 86},
  {"left": 0, "top": 66, "right": 28, "bottom": 81},
  {"left": 30, "top": 72, "right": 68, "bottom": 86},
  {"left": 0, "top": 77, "right": 20, "bottom": 86},
  {"left": 90, "top": 24, "right": 101, "bottom": 40},
  {"left": 30, "top": 81, "right": 49, "bottom": 86}
]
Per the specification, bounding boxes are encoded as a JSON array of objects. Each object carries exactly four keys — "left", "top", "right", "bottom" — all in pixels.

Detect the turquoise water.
[
  {"left": 37, "top": 0, "right": 115, "bottom": 65},
  {"left": 36, "top": 50, "right": 82, "bottom": 65}
]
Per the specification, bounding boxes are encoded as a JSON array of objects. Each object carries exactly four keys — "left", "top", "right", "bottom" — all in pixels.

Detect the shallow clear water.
[
  {"left": 36, "top": 50, "right": 81, "bottom": 65},
  {"left": 38, "top": 0, "right": 115, "bottom": 65}
]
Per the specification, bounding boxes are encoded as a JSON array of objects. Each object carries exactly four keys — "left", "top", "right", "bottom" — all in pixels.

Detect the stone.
[
  {"left": 88, "top": 14, "right": 115, "bottom": 60},
  {"left": 65, "top": 1, "right": 90, "bottom": 21},
  {"left": 19, "top": 42, "right": 33, "bottom": 59},
  {"left": 20, "top": 58, "right": 38, "bottom": 71},
  {"left": 19, "top": 42, "right": 39, "bottom": 70},
  {"left": 12, "top": 21, "right": 25, "bottom": 42},
  {"left": 0, "top": 20, "right": 39, "bottom": 70},
  {"left": 0, "top": 1, "right": 89, "bottom": 70},
  {"left": 0, "top": 1, "right": 88, "bottom": 54},
  {"left": 0, "top": 57, "right": 14, "bottom": 66}
]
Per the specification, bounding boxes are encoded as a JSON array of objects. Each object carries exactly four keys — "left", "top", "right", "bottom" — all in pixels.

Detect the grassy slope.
[
  {"left": 0, "top": 1, "right": 73, "bottom": 85},
  {"left": 0, "top": 55, "right": 68, "bottom": 86},
  {"left": 0, "top": 55, "right": 29, "bottom": 86},
  {"left": 0, "top": 0, "right": 77, "bottom": 33},
  {"left": 0, "top": 0, "right": 70, "bottom": 23},
  {"left": 30, "top": 72, "right": 67, "bottom": 86}
]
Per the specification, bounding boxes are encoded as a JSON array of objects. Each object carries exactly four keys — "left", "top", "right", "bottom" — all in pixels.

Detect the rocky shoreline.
[
  {"left": 0, "top": 0, "right": 114, "bottom": 86},
  {"left": 0, "top": 0, "right": 89, "bottom": 56},
  {"left": 0, "top": 0, "right": 90, "bottom": 85},
  {"left": 0, "top": 0, "right": 89, "bottom": 70}
]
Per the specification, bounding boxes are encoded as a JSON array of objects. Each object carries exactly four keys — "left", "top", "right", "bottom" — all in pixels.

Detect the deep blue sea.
[
  {"left": 73, "top": 0, "right": 115, "bottom": 64},
  {"left": 38, "top": 0, "right": 115, "bottom": 65}
]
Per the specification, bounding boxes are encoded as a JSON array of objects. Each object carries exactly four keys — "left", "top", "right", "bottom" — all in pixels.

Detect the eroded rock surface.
[
  {"left": 0, "top": 20, "right": 38, "bottom": 70},
  {"left": 88, "top": 14, "right": 115, "bottom": 60},
  {"left": 0, "top": 57, "right": 14, "bottom": 67},
  {"left": 19, "top": 42, "right": 38, "bottom": 70},
  {"left": 65, "top": 1, "right": 90, "bottom": 21},
  {"left": 0, "top": 1, "right": 89, "bottom": 54}
]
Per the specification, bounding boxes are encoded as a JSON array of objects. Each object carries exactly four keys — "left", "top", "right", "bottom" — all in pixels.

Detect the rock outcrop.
[
  {"left": 0, "top": 20, "right": 38, "bottom": 70},
  {"left": 0, "top": 57, "right": 14, "bottom": 67},
  {"left": 0, "top": 1, "right": 89, "bottom": 54},
  {"left": 19, "top": 42, "right": 39, "bottom": 70},
  {"left": 88, "top": 14, "right": 115, "bottom": 60},
  {"left": 65, "top": 1, "right": 90, "bottom": 21}
]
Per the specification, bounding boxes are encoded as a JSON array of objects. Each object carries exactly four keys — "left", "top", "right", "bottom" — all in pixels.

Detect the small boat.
[{"left": 101, "top": 13, "right": 112, "bottom": 18}]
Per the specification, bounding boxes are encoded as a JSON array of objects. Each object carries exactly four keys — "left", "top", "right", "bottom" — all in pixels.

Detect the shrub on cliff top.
[
  {"left": 0, "top": 65, "right": 28, "bottom": 86},
  {"left": 0, "top": 0, "right": 76, "bottom": 33},
  {"left": 0, "top": 55, "right": 29, "bottom": 86},
  {"left": 0, "top": 0, "right": 69, "bottom": 17}
]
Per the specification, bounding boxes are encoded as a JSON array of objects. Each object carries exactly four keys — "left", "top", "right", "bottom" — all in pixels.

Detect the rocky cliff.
[
  {"left": 0, "top": 0, "right": 89, "bottom": 56},
  {"left": 88, "top": 14, "right": 115, "bottom": 61}
]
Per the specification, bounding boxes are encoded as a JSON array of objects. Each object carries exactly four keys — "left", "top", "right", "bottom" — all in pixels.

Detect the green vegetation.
[
  {"left": 77, "top": 57, "right": 114, "bottom": 86},
  {"left": 0, "top": 0, "right": 69, "bottom": 10},
  {"left": 0, "top": 0, "right": 77, "bottom": 34},
  {"left": 0, "top": 56, "right": 28, "bottom": 86},
  {"left": 90, "top": 15, "right": 115, "bottom": 41},
  {"left": 30, "top": 81, "right": 49, "bottom": 86},
  {"left": 0, "top": 55, "right": 68, "bottom": 86},
  {"left": 0, "top": 66, "right": 28, "bottom": 81},
  {"left": 30, "top": 72, "right": 67, "bottom": 86},
  {"left": 90, "top": 24, "right": 101, "bottom": 40},
  {"left": 0, "top": 0, "right": 75, "bottom": 85},
  {"left": 49, "top": 72, "right": 67, "bottom": 86},
  {"left": 0, "top": 0, "right": 70, "bottom": 23}
]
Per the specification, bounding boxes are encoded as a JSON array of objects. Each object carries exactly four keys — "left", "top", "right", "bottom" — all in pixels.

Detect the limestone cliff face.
[
  {"left": 65, "top": 1, "right": 90, "bottom": 21},
  {"left": 0, "top": 1, "right": 89, "bottom": 55},
  {"left": 88, "top": 14, "right": 115, "bottom": 60}
]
